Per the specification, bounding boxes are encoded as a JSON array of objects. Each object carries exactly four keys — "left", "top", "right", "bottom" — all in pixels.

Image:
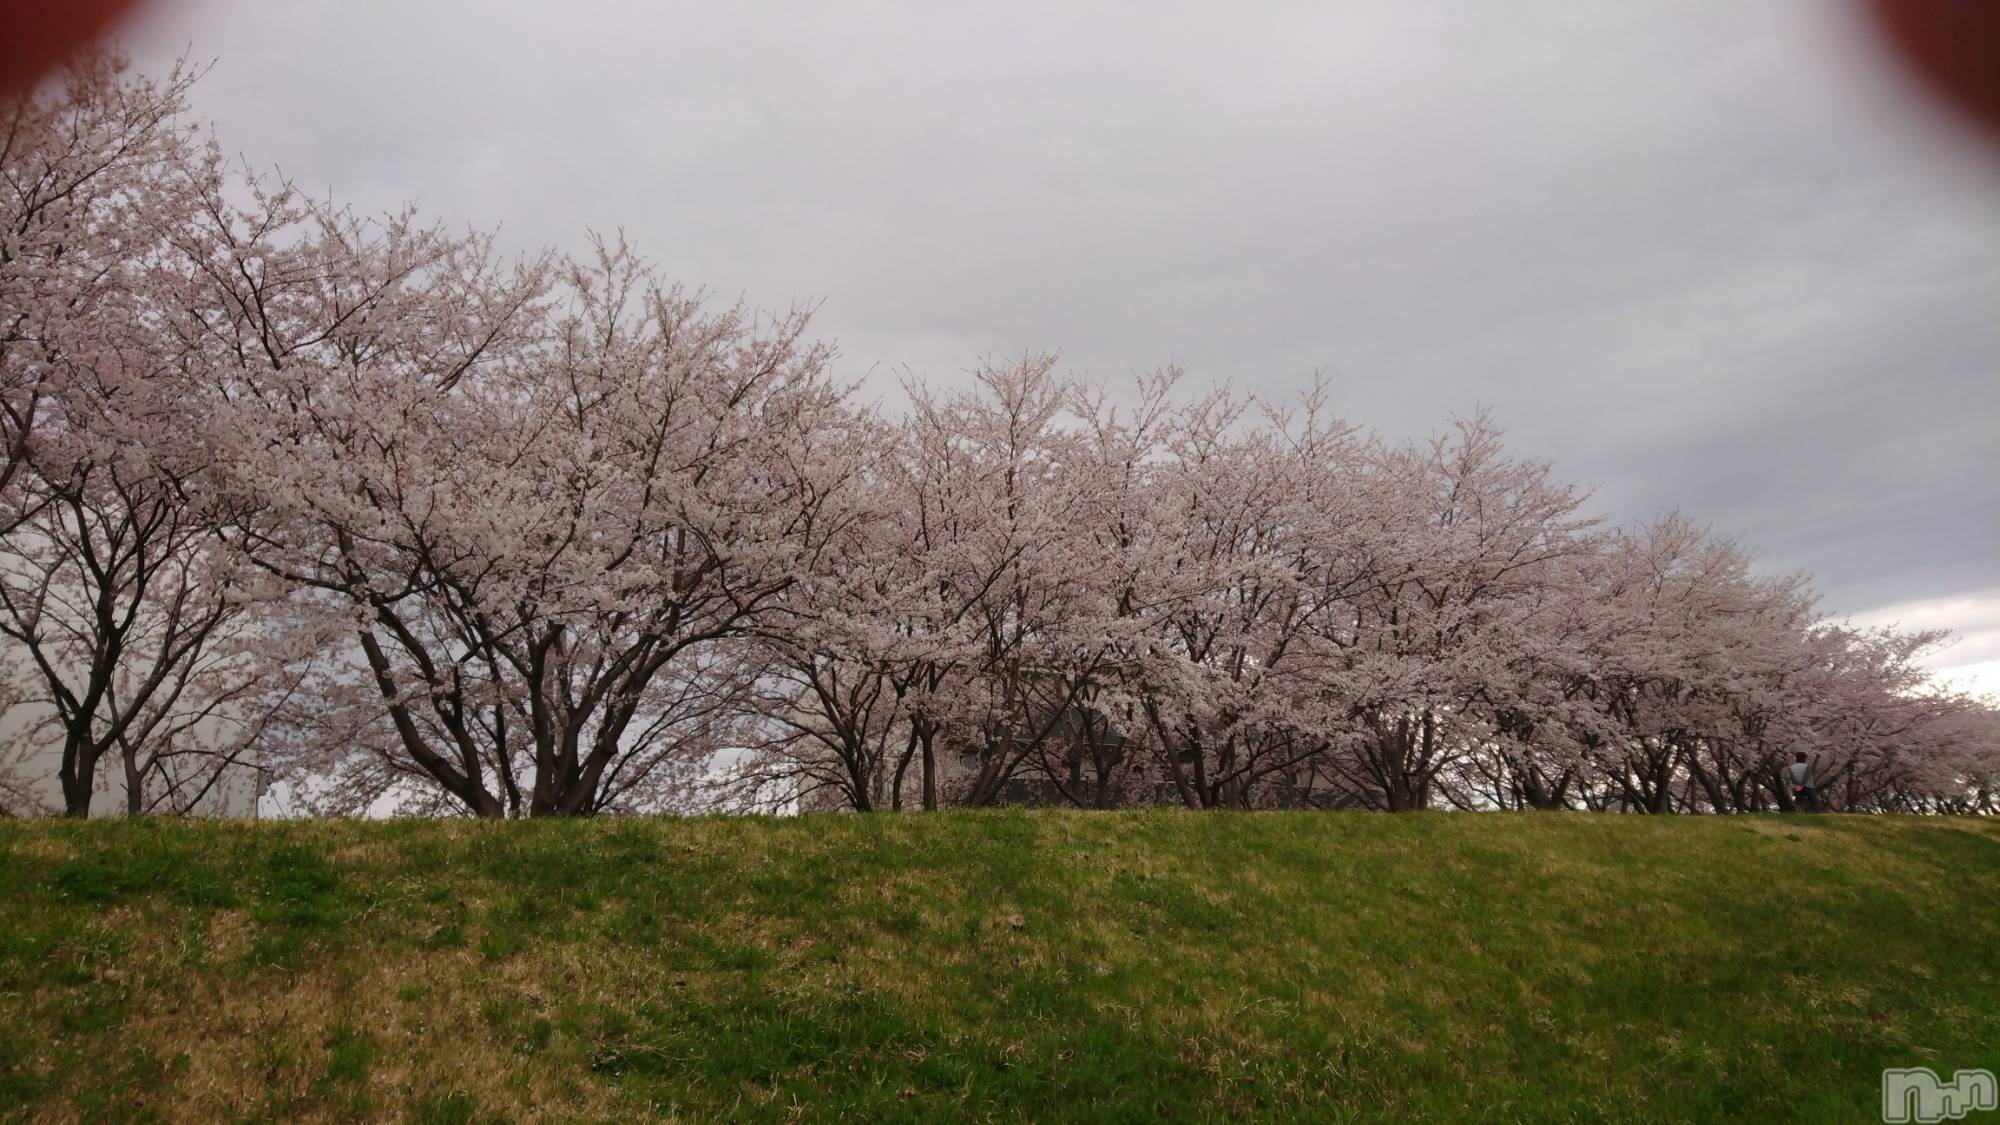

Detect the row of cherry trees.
[
  {"left": 731, "top": 360, "right": 1996, "bottom": 816},
  {"left": 4, "top": 57, "right": 1993, "bottom": 816}
]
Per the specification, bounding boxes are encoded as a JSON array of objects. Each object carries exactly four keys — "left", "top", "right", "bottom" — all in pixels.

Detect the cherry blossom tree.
[
  {"left": 196, "top": 219, "right": 866, "bottom": 817},
  {"left": 0, "top": 53, "right": 307, "bottom": 816},
  {"left": 1, "top": 52, "right": 201, "bottom": 523}
]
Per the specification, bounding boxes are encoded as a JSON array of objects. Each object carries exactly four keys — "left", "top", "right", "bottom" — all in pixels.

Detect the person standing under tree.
[{"left": 1787, "top": 753, "right": 1818, "bottom": 812}]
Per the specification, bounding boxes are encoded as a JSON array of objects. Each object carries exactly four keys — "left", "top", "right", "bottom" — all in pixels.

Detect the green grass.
[{"left": 0, "top": 811, "right": 1995, "bottom": 1122}]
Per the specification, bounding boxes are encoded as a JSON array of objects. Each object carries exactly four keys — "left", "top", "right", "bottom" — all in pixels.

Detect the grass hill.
[{"left": 1, "top": 811, "right": 1996, "bottom": 1122}]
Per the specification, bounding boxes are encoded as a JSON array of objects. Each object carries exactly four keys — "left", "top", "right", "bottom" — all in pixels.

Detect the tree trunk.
[
  {"left": 123, "top": 748, "right": 145, "bottom": 815},
  {"left": 60, "top": 768, "right": 95, "bottom": 817},
  {"left": 920, "top": 727, "right": 937, "bottom": 811},
  {"left": 59, "top": 731, "right": 98, "bottom": 817}
]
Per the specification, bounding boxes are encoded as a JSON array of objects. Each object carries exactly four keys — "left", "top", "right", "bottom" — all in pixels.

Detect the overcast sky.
[{"left": 126, "top": 1, "right": 1998, "bottom": 691}]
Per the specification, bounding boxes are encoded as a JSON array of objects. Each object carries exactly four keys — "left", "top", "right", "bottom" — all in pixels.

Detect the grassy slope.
[{"left": 0, "top": 812, "right": 1995, "bottom": 1123}]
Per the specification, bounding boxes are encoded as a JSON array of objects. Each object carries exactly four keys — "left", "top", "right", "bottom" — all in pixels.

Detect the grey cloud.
[{"left": 129, "top": 0, "right": 1999, "bottom": 620}]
